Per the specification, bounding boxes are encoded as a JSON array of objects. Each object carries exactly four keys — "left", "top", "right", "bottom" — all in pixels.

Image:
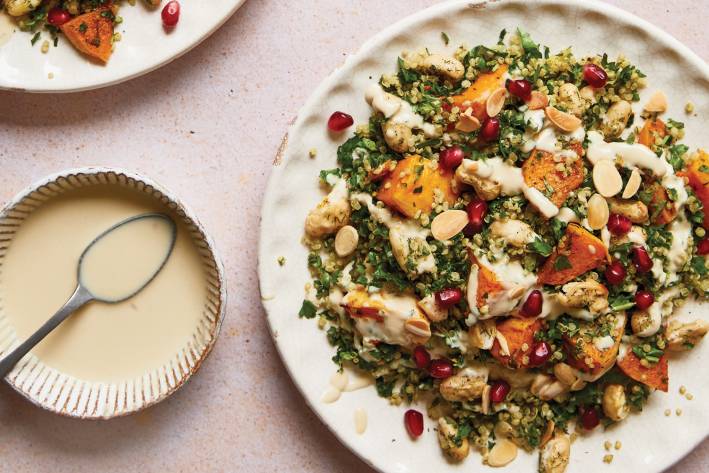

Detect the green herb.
[
  {"left": 397, "top": 57, "right": 420, "bottom": 84},
  {"left": 412, "top": 186, "right": 423, "bottom": 194},
  {"left": 527, "top": 237, "right": 553, "bottom": 257},
  {"left": 554, "top": 254, "right": 572, "bottom": 271},
  {"left": 668, "top": 144, "right": 689, "bottom": 171},
  {"left": 609, "top": 294, "right": 635, "bottom": 312},
  {"left": 497, "top": 29, "right": 507, "bottom": 45},
  {"left": 298, "top": 300, "right": 317, "bottom": 319},
  {"left": 667, "top": 118, "right": 685, "bottom": 129},
  {"left": 691, "top": 256, "right": 708, "bottom": 276},
  {"left": 441, "top": 32, "right": 450, "bottom": 46},
  {"left": 517, "top": 28, "right": 542, "bottom": 59},
  {"left": 79, "top": 22, "right": 88, "bottom": 33},
  {"left": 30, "top": 32, "right": 41, "bottom": 46},
  {"left": 632, "top": 344, "right": 664, "bottom": 364}
]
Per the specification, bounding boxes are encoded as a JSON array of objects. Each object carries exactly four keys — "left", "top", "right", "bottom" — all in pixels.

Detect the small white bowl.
[{"left": 0, "top": 167, "right": 226, "bottom": 419}]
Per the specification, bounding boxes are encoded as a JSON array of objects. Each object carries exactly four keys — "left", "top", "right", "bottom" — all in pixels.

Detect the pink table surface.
[{"left": 0, "top": 1, "right": 706, "bottom": 472}]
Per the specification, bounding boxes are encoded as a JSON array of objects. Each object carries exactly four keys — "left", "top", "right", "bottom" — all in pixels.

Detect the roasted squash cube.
[
  {"left": 537, "top": 224, "right": 608, "bottom": 286},
  {"left": 490, "top": 317, "right": 542, "bottom": 369},
  {"left": 522, "top": 144, "right": 584, "bottom": 207},
  {"left": 60, "top": 7, "right": 116, "bottom": 63}
]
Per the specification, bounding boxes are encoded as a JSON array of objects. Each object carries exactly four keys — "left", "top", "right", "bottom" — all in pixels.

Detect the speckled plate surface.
[
  {"left": 0, "top": 168, "right": 226, "bottom": 418},
  {"left": 0, "top": 0, "right": 245, "bottom": 93},
  {"left": 259, "top": 1, "right": 709, "bottom": 471}
]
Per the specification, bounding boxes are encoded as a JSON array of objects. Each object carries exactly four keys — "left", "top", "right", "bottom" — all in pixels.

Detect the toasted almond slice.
[
  {"left": 335, "top": 225, "right": 359, "bottom": 257},
  {"left": 481, "top": 384, "right": 491, "bottom": 415},
  {"left": 486, "top": 87, "right": 507, "bottom": 117},
  {"left": 540, "top": 420, "right": 555, "bottom": 447},
  {"left": 431, "top": 209, "right": 469, "bottom": 241},
  {"left": 495, "top": 331, "right": 510, "bottom": 357},
  {"left": 494, "top": 420, "right": 514, "bottom": 439},
  {"left": 579, "top": 85, "right": 597, "bottom": 102},
  {"left": 354, "top": 408, "right": 367, "bottom": 434},
  {"left": 469, "top": 319, "right": 496, "bottom": 350},
  {"left": 487, "top": 438, "right": 518, "bottom": 467},
  {"left": 545, "top": 106, "right": 582, "bottom": 132},
  {"left": 404, "top": 317, "right": 431, "bottom": 340},
  {"left": 622, "top": 168, "right": 642, "bottom": 198},
  {"left": 456, "top": 110, "right": 481, "bottom": 133},
  {"left": 592, "top": 160, "right": 623, "bottom": 197},
  {"left": 644, "top": 90, "right": 668, "bottom": 113},
  {"left": 507, "top": 285, "right": 526, "bottom": 299},
  {"left": 587, "top": 193, "right": 609, "bottom": 230},
  {"left": 527, "top": 91, "right": 549, "bottom": 110}
]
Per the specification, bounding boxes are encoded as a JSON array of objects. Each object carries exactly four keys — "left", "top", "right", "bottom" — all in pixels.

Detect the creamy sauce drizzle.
[
  {"left": 586, "top": 131, "right": 667, "bottom": 176},
  {"left": 342, "top": 290, "right": 422, "bottom": 346},
  {"left": 365, "top": 84, "right": 438, "bottom": 138}
]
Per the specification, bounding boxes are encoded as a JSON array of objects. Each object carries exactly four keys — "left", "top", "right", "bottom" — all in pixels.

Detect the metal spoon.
[{"left": 0, "top": 213, "right": 177, "bottom": 378}]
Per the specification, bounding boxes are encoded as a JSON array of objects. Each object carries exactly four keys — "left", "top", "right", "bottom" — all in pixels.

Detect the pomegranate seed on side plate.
[
  {"left": 404, "top": 409, "right": 424, "bottom": 437},
  {"left": 327, "top": 111, "right": 354, "bottom": 132}
]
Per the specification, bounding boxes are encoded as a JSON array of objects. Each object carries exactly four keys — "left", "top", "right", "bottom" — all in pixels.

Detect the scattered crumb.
[
  {"left": 686, "top": 393, "right": 694, "bottom": 401},
  {"left": 685, "top": 102, "right": 695, "bottom": 114},
  {"left": 48, "top": 72, "right": 54, "bottom": 79},
  {"left": 41, "top": 40, "right": 49, "bottom": 54},
  {"left": 676, "top": 408, "right": 683, "bottom": 417},
  {"left": 604, "top": 441, "right": 612, "bottom": 451},
  {"left": 679, "top": 386, "right": 687, "bottom": 395},
  {"left": 664, "top": 409, "right": 672, "bottom": 417},
  {"left": 309, "top": 148, "right": 317, "bottom": 159},
  {"left": 277, "top": 256, "right": 286, "bottom": 266},
  {"left": 614, "top": 441, "right": 622, "bottom": 451},
  {"left": 603, "top": 454, "right": 614, "bottom": 464}
]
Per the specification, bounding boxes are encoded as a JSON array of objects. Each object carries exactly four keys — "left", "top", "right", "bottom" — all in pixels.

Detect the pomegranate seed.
[
  {"left": 697, "top": 237, "right": 709, "bottom": 256},
  {"left": 579, "top": 406, "right": 600, "bottom": 430},
  {"left": 631, "top": 246, "right": 653, "bottom": 274},
  {"left": 607, "top": 213, "right": 632, "bottom": 236},
  {"left": 162, "top": 0, "right": 180, "bottom": 27},
  {"left": 327, "top": 111, "right": 354, "bottom": 132},
  {"left": 506, "top": 79, "right": 532, "bottom": 101},
  {"left": 464, "top": 198, "right": 487, "bottom": 235},
  {"left": 404, "top": 409, "right": 424, "bottom": 437},
  {"left": 529, "top": 341, "right": 552, "bottom": 367},
  {"left": 47, "top": 7, "right": 71, "bottom": 26},
  {"left": 520, "top": 290, "right": 543, "bottom": 317},
  {"left": 439, "top": 146, "right": 465, "bottom": 171},
  {"left": 479, "top": 117, "right": 500, "bottom": 141},
  {"left": 436, "top": 288, "right": 463, "bottom": 308},
  {"left": 412, "top": 345, "right": 431, "bottom": 369},
  {"left": 489, "top": 380, "right": 511, "bottom": 404},
  {"left": 429, "top": 359, "right": 453, "bottom": 379},
  {"left": 635, "top": 290, "right": 655, "bottom": 310},
  {"left": 605, "top": 259, "right": 626, "bottom": 286},
  {"left": 583, "top": 63, "right": 608, "bottom": 88}
]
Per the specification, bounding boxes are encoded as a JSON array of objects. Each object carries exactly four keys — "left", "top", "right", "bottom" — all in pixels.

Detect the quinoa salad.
[
  {"left": 1, "top": 0, "right": 179, "bottom": 63},
  {"left": 300, "top": 28, "right": 709, "bottom": 471}
]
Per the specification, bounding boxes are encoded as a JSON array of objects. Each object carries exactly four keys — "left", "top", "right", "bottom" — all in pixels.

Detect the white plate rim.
[{"left": 258, "top": 1, "right": 709, "bottom": 471}]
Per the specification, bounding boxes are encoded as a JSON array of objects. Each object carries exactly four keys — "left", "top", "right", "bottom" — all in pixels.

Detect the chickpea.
[{"left": 602, "top": 384, "right": 629, "bottom": 421}]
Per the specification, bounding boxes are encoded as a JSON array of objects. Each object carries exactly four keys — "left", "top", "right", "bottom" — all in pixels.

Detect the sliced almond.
[
  {"left": 354, "top": 408, "right": 367, "bottom": 434},
  {"left": 507, "top": 285, "right": 526, "bottom": 299},
  {"left": 469, "top": 319, "right": 496, "bottom": 350},
  {"left": 431, "top": 209, "right": 469, "bottom": 241},
  {"left": 527, "top": 91, "right": 549, "bottom": 110},
  {"left": 494, "top": 420, "right": 514, "bottom": 439},
  {"left": 587, "top": 193, "right": 609, "bottom": 230},
  {"left": 487, "top": 438, "right": 518, "bottom": 467},
  {"left": 622, "top": 168, "right": 642, "bottom": 198},
  {"left": 540, "top": 420, "right": 555, "bottom": 447},
  {"left": 404, "top": 317, "right": 431, "bottom": 340},
  {"left": 486, "top": 87, "right": 507, "bottom": 117},
  {"left": 481, "top": 384, "right": 491, "bottom": 415},
  {"left": 545, "top": 106, "right": 582, "bottom": 132},
  {"left": 592, "top": 160, "right": 623, "bottom": 197},
  {"left": 455, "top": 109, "right": 481, "bottom": 133},
  {"left": 335, "top": 225, "right": 359, "bottom": 257},
  {"left": 494, "top": 331, "right": 510, "bottom": 357},
  {"left": 644, "top": 90, "right": 668, "bottom": 113}
]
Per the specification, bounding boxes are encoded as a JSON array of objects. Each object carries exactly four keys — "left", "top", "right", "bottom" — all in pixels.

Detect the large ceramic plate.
[
  {"left": 259, "top": 1, "right": 709, "bottom": 471},
  {"left": 0, "top": 0, "right": 245, "bottom": 92}
]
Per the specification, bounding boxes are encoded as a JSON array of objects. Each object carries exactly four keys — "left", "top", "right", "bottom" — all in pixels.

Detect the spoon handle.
[{"left": 0, "top": 285, "right": 93, "bottom": 379}]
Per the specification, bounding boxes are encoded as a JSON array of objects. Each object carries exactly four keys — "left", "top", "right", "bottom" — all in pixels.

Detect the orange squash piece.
[
  {"left": 376, "top": 155, "right": 458, "bottom": 218},
  {"left": 617, "top": 351, "right": 669, "bottom": 392},
  {"left": 647, "top": 181, "right": 678, "bottom": 225},
  {"left": 681, "top": 150, "right": 709, "bottom": 229},
  {"left": 60, "top": 6, "right": 116, "bottom": 63},
  {"left": 522, "top": 144, "right": 584, "bottom": 207},
  {"left": 472, "top": 256, "right": 504, "bottom": 308},
  {"left": 451, "top": 64, "right": 508, "bottom": 121},
  {"left": 537, "top": 223, "right": 608, "bottom": 286},
  {"left": 637, "top": 119, "right": 667, "bottom": 150},
  {"left": 564, "top": 315, "right": 623, "bottom": 376},
  {"left": 490, "top": 317, "right": 542, "bottom": 369}
]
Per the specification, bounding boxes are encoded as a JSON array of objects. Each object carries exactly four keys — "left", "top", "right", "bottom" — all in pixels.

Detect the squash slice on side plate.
[{"left": 60, "top": 6, "right": 117, "bottom": 63}]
